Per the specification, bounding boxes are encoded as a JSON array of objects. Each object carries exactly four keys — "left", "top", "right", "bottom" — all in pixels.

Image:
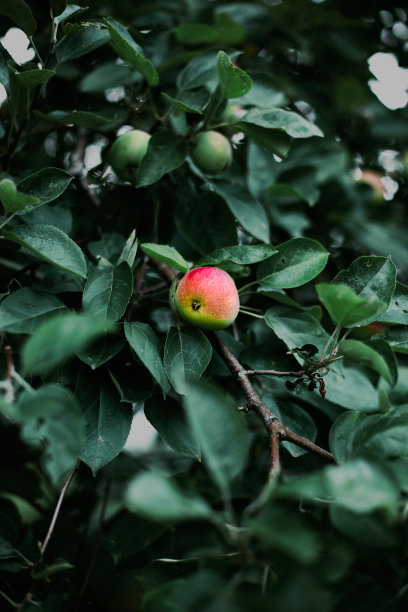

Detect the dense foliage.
[{"left": 1, "top": 1, "right": 408, "bottom": 610}]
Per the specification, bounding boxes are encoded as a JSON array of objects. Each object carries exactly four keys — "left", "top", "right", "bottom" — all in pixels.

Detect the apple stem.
[{"left": 239, "top": 308, "right": 264, "bottom": 319}]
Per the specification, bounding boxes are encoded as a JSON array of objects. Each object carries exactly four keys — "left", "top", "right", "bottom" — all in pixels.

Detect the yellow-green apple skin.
[
  {"left": 174, "top": 267, "right": 240, "bottom": 331},
  {"left": 109, "top": 129, "right": 151, "bottom": 181},
  {"left": 192, "top": 131, "right": 232, "bottom": 175}
]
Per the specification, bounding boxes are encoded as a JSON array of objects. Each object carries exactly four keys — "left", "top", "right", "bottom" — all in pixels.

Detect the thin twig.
[
  {"left": 40, "top": 461, "right": 80, "bottom": 556},
  {"left": 245, "top": 368, "right": 307, "bottom": 378}
]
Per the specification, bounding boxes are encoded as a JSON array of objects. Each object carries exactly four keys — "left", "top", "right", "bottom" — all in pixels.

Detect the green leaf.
[
  {"left": 104, "top": 17, "right": 159, "bottom": 86},
  {"left": 197, "top": 244, "right": 277, "bottom": 266},
  {"left": 124, "top": 322, "right": 170, "bottom": 393},
  {"left": 279, "top": 403, "right": 318, "bottom": 458},
  {"left": 19, "top": 385, "right": 84, "bottom": 484},
  {"left": 55, "top": 26, "right": 110, "bottom": 63},
  {"left": 382, "top": 327, "right": 408, "bottom": 354},
  {"left": 54, "top": 4, "right": 88, "bottom": 26},
  {"left": 316, "top": 284, "right": 388, "bottom": 327},
  {"left": 164, "top": 325, "right": 212, "bottom": 394},
  {"left": 0, "top": 288, "right": 67, "bottom": 333},
  {"left": 378, "top": 282, "right": 408, "bottom": 325},
  {"left": 136, "top": 131, "right": 188, "bottom": 187},
  {"left": 0, "top": 0, "right": 36, "bottom": 36},
  {"left": 265, "top": 304, "right": 330, "bottom": 355},
  {"left": 241, "top": 108, "right": 324, "bottom": 139},
  {"left": 140, "top": 243, "right": 188, "bottom": 273},
  {"left": 8, "top": 64, "right": 55, "bottom": 119},
  {"left": 177, "top": 48, "right": 240, "bottom": 92},
  {"left": 329, "top": 412, "right": 367, "bottom": 463},
  {"left": 211, "top": 180, "right": 269, "bottom": 243},
  {"left": 117, "top": 230, "right": 138, "bottom": 267},
  {"left": 338, "top": 339, "right": 393, "bottom": 385},
  {"left": 175, "top": 14, "right": 245, "bottom": 46},
  {"left": 76, "top": 334, "right": 125, "bottom": 369},
  {"left": 235, "top": 71, "right": 287, "bottom": 107},
  {"left": 22, "top": 313, "right": 114, "bottom": 374},
  {"left": 183, "top": 381, "right": 249, "bottom": 495},
  {"left": 240, "top": 123, "right": 291, "bottom": 157},
  {"left": 216, "top": 51, "right": 252, "bottom": 99},
  {"left": 126, "top": 471, "right": 212, "bottom": 521},
  {"left": 333, "top": 256, "right": 396, "bottom": 308},
  {"left": 161, "top": 88, "right": 210, "bottom": 115},
  {"left": 3, "top": 223, "right": 87, "bottom": 278},
  {"left": 257, "top": 238, "right": 329, "bottom": 289},
  {"left": 79, "top": 61, "right": 140, "bottom": 93},
  {"left": 82, "top": 262, "right": 133, "bottom": 322},
  {"left": 351, "top": 408, "right": 408, "bottom": 460},
  {"left": 0, "top": 178, "right": 39, "bottom": 213},
  {"left": 79, "top": 379, "right": 133, "bottom": 475},
  {"left": 144, "top": 395, "right": 201, "bottom": 459},
  {"left": 34, "top": 109, "right": 124, "bottom": 130},
  {"left": 17, "top": 167, "right": 74, "bottom": 207}
]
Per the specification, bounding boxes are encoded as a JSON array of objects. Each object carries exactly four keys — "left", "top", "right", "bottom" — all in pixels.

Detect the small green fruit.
[
  {"left": 109, "top": 129, "right": 151, "bottom": 181},
  {"left": 174, "top": 266, "right": 240, "bottom": 331},
  {"left": 191, "top": 131, "right": 232, "bottom": 175}
]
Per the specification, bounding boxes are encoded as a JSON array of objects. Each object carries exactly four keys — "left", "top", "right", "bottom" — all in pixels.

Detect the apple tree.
[{"left": 1, "top": 0, "right": 408, "bottom": 610}]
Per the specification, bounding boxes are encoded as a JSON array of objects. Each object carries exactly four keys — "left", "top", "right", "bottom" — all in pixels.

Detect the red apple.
[{"left": 174, "top": 267, "right": 240, "bottom": 330}]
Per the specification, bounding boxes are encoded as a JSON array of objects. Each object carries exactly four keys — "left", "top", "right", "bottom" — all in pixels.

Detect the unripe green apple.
[
  {"left": 173, "top": 266, "right": 240, "bottom": 331},
  {"left": 191, "top": 131, "right": 232, "bottom": 175},
  {"left": 109, "top": 129, "right": 151, "bottom": 181}
]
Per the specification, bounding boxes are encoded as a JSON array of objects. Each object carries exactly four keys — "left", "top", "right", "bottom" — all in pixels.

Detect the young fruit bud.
[
  {"left": 109, "top": 129, "right": 151, "bottom": 181},
  {"left": 191, "top": 131, "right": 232, "bottom": 175},
  {"left": 173, "top": 266, "right": 240, "bottom": 331}
]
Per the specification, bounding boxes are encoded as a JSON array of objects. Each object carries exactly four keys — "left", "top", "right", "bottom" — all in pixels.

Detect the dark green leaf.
[
  {"left": 329, "top": 412, "right": 367, "bottom": 463},
  {"left": 162, "top": 88, "right": 210, "bottom": 115},
  {"left": 82, "top": 262, "right": 133, "bottom": 322},
  {"left": 22, "top": 313, "right": 114, "bottom": 374},
  {"left": 164, "top": 325, "right": 212, "bottom": 394},
  {"left": 144, "top": 395, "right": 200, "bottom": 459},
  {"left": 34, "top": 109, "right": 124, "bottom": 130},
  {"left": 333, "top": 256, "right": 396, "bottom": 308},
  {"left": 316, "top": 284, "right": 387, "bottom": 327},
  {"left": 177, "top": 49, "right": 240, "bottom": 92},
  {"left": 140, "top": 243, "right": 188, "bottom": 273},
  {"left": 3, "top": 223, "right": 87, "bottom": 278},
  {"left": 19, "top": 385, "right": 84, "bottom": 483},
  {"left": 183, "top": 381, "right": 249, "bottom": 494},
  {"left": 136, "top": 131, "right": 188, "bottom": 187},
  {"left": 124, "top": 321, "right": 170, "bottom": 393},
  {"left": 217, "top": 51, "right": 252, "bottom": 99},
  {"left": 126, "top": 471, "right": 212, "bottom": 521},
  {"left": 0, "top": 0, "right": 36, "bottom": 36},
  {"left": 338, "top": 339, "right": 393, "bottom": 385},
  {"left": 0, "top": 178, "right": 39, "bottom": 214},
  {"left": 382, "top": 327, "right": 408, "bottom": 354},
  {"left": 257, "top": 238, "right": 329, "bottom": 289},
  {"left": 379, "top": 282, "right": 408, "bottom": 325},
  {"left": 0, "top": 288, "right": 67, "bottom": 333},
  {"left": 175, "top": 14, "right": 245, "bottom": 46},
  {"left": 211, "top": 180, "right": 269, "bottom": 243},
  {"left": 241, "top": 108, "right": 324, "bottom": 138},
  {"left": 104, "top": 17, "right": 158, "bottom": 86},
  {"left": 55, "top": 26, "right": 110, "bottom": 63},
  {"left": 17, "top": 167, "right": 74, "bottom": 206},
  {"left": 197, "top": 244, "right": 277, "bottom": 266},
  {"left": 80, "top": 380, "right": 133, "bottom": 474},
  {"left": 76, "top": 334, "right": 125, "bottom": 369},
  {"left": 8, "top": 64, "right": 55, "bottom": 118}
]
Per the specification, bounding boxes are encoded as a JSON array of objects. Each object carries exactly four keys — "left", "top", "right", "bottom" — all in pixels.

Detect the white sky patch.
[
  {"left": 124, "top": 409, "right": 157, "bottom": 452},
  {"left": 1, "top": 27, "right": 35, "bottom": 64},
  {"left": 368, "top": 52, "right": 408, "bottom": 110}
]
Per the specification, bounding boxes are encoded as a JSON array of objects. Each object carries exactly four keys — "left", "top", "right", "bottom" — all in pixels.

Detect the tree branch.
[{"left": 150, "top": 259, "right": 336, "bottom": 473}]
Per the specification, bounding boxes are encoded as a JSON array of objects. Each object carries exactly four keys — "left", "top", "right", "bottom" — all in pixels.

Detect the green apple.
[
  {"left": 109, "top": 129, "right": 151, "bottom": 181},
  {"left": 191, "top": 131, "right": 232, "bottom": 175},
  {"left": 173, "top": 266, "right": 240, "bottom": 331}
]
